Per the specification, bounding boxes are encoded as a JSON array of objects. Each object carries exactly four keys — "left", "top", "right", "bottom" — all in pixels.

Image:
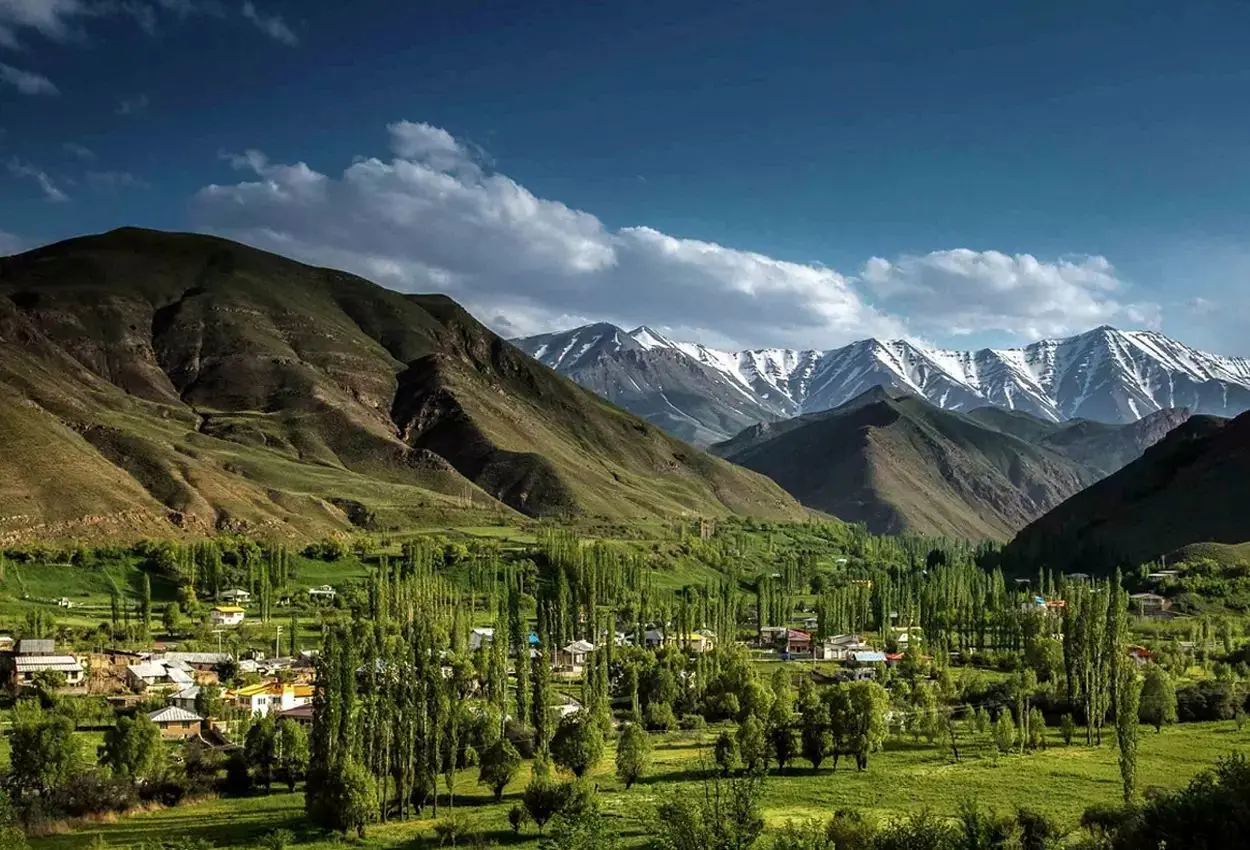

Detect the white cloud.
[
  {"left": 115, "top": 92, "right": 148, "bottom": 115},
  {"left": 860, "top": 249, "right": 1160, "bottom": 338},
  {"left": 0, "top": 61, "right": 57, "bottom": 94},
  {"left": 6, "top": 157, "right": 68, "bottom": 201},
  {"left": 62, "top": 141, "right": 94, "bottom": 160},
  {"left": 241, "top": 1, "right": 294, "bottom": 45},
  {"left": 192, "top": 120, "right": 906, "bottom": 349},
  {"left": 0, "top": 0, "right": 84, "bottom": 45},
  {"left": 86, "top": 169, "right": 148, "bottom": 190}
]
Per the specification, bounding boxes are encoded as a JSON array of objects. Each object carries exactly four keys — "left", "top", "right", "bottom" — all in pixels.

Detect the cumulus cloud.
[
  {"left": 192, "top": 121, "right": 906, "bottom": 348},
  {"left": 6, "top": 157, "right": 67, "bottom": 201},
  {"left": 0, "top": 61, "right": 57, "bottom": 94},
  {"left": 241, "top": 1, "right": 294, "bottom": 45},
  {"left": 860, "top": 249, "right": 1160, "bottom": 338}
]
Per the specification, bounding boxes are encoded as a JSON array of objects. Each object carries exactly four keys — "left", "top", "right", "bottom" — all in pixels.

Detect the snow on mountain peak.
[{"left": 517, "top": 322, "right": 1250, "bottom": 432}]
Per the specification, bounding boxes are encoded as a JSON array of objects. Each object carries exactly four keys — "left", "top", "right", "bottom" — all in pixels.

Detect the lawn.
[{"left": 29, "top": 722, "right": 1249, "bottom": 849}]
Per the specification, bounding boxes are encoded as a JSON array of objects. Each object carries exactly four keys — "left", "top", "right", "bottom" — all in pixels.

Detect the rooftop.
[{"left": 148, "top": 706, "right": 203, "bottom": 724}]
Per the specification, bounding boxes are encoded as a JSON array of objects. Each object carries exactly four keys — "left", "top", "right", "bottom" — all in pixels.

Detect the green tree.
[
  {"left": 523, "top": 761, "right": 566, "bottom": 835},
  {"left": 1139, "top": 665, "right": 1178, "bottom": 733},
  {"left": 533, "top": 647, "right": 554, "bottom": 753},
  {"left": 542, "top": 799, "right": 619, "bottom": 850},
  {"left": 163, "top": 602, "right": 184, "bottom": 637},
  {"left": 651, "top": 772, "right": 764, "bottom": 850},
  {"left": 1116, "top": 667, "right": 1141, "bottom": 804},
  {"left": 736, "top": 713, "right": 768, "bottom": 774},
  {"left": 29, "top": 669, "right": 66, "bottom": 709},
  {"left": 993, "top": 711, "right": 1016, "bottom": 754},
  {"left": 245, "top": 714, "right": 279, "bottom": 792},
  {"left": 1060, "top": 713, "right": 1077, "bottom": 746},
  {"left": 339, "top": 761, "right": 379, "bottom": 838},
  {"left": 9, "top": 702, "right": 82, "bottom": 798},
  {"left": 615, "top": 723, "right": 652, "bottom": 790},
  {"left": 102, "top": 714, "right": 165, "bottom": 781},
  {"left": 140, "top": 573, "right": 152, "bottom": 637},
  {"left": 277, "top": 718, "right": 309, "bottom": 793},
  {"left": 479, "top": 738, "right": 523, "bottom": 802},
  {"left": 551, "top": 711, "right": 605, "bottom": 779},
  {"left": 195, "top": 684, "right": 224, "bottom": 720},
  {"left": 713, "top": 729, "right": 739, "bottom": 775}
]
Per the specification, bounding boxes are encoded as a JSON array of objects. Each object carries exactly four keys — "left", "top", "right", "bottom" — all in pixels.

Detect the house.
[
  {"left": 784, "top": 629, "right": 812, "bottom": 656},
  {"left": 126, "top": 659, "right": 195, "bottom": 692},
  {"left": 680, "top": 632, "right": 714, "bottom": 653},
  {"left": 0, "top": 635, "right": 12, "bottom": 652},
  {"left": 558, "top": 639, "right": 595, "bottom": 671},
  {"left": 1127, "top": 645, "right": 1153, "bottom": 666},
  {"left": 229, "top": 682, "right": 315, "bottom": 717},
  {"left": 13, "top": 654, "right": 85, "bottom": 687},
  {"left": 153, "top": 652, "right": 232, "bottom": 672},
  {"left": 849, "top": 650, "right": 888, "bottom": 664},
  {"left": 308, "top": 585, "right": 337, "bottom": 601},
  {"left": 469, "top": 627, "right": 496, "bottom": 652},
  {"left": 627, "top": 629, "right": 666, "bottom": 649},
  {"left": 217, "top": 589, "right": 251, "bottom": 604},
  {"left": 893, "top": 627, "right": 921, "bottom": 649},
  {"left": 757, "top": 625, "right": 788, "bottom": 648},
  {"left": 801, "top": 616, "right": 820, "bottom": 631},
  {"left": 211, "top": 606, "right": 246, "bottom": 626},
  {"left": 1146, "top": 571, "right": 1179, "bottom": 583},
  {"left": 1065, "top": 572, "right": 1091, "bottom": 581},
  {"left": 17, "top": 639, "right": 55, "bottom": 657},
  {"left": 1129, "top": 592, "right": 1170, "bottom": 616},
  {"left": 277, "top": 704, "right": 315, "bottom": 728},
  {"left": 147, "top": 706, "right": 203, "bottom": 739},
  {"left": 56, "top": 597, "right": 74, "bottom": 609},
  {"left": 816, "top": 634, "right": 873, "bottom": 662},
  {"left": 170, "top": 685, "right": 201, "bottom": 713}
]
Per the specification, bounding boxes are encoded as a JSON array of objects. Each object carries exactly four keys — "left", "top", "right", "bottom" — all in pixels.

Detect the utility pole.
[{"left": 275, "top": 625, "right": 283, "bottom": 659}]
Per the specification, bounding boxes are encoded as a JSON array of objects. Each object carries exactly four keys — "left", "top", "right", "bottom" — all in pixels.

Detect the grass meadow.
[{"left": 28, "top": 721, "right": 1249, "bottom": 849}]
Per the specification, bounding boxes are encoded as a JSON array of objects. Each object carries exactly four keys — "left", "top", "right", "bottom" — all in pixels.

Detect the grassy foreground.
[{"left": 30, "top": 722, "right": 1249, "bottom": 849}]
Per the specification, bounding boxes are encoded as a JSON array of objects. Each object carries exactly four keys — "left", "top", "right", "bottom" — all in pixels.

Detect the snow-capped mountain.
[{"left": 513, "top": 324, "right": 1250, "bottom": 445}]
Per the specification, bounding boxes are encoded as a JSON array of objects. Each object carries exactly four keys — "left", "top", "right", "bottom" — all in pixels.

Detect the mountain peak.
[{"left": 628, "top": 325, "right": 678, "bottom": 350}]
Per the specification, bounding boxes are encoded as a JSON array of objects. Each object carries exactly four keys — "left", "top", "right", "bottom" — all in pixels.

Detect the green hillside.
[{"left": 0, "top": 228, "right": 804, "bottom": 542}]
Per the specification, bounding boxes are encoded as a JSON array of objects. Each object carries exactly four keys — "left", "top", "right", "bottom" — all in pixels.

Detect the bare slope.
[{"left": 0, "top": 228, "right": 803, "bottom": 541}]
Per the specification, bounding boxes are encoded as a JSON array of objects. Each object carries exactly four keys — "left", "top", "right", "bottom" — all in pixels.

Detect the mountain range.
[
  {"left": 0, "top": 228, "right": 805, "bottom": 543},
  {"left": 514, "top": 324, "right": 1250, "bottom": 446},
  {"left": 710, "top": 387, "right": 1191, "bottom": 540}
]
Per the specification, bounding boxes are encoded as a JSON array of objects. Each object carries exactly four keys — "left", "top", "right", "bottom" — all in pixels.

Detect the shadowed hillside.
[
  {"left": 0, "top": 228, "right": 804, "bottom": 542},
  {"left": 712, "top": 389, "right": 1188, "bottom": 541},
  {"left": 1006, "top": 413, "right": 1250, "bottom": 571}
]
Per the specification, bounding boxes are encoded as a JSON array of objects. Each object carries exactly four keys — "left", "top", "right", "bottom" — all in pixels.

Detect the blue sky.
[{"left": 2, "top": 0, "right": 1249, "bottom": 353}]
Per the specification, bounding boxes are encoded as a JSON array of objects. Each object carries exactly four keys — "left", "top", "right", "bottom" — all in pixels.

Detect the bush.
[
  {"left": 678, "top": 714, "right": 706, "bottom": 731},
  {"left": 261, "top": 829, "right": 293, "bottom": 850},
  {"left": 1176, "top": 680, "right": 1238, "bottom": 722},
  {"left": 645, "top": 701, "right": 677, "bottom": 732}
]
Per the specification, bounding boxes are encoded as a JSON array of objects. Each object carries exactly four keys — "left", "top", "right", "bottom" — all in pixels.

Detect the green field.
[{"left": 28, "top": 722, "right": 1249, "bottom": 849}]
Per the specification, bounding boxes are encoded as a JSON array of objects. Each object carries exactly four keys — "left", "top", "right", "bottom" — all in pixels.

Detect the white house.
[
  {"left": 816, "top": 634, "right": 874, "bottom": 661},
  {"left": 217, "top": 589, "right": 251, "bottom": 604},
  {"left": 558, "top": 639, "right": 595, "bottom": 671},
  {"left": 210, "top": 606, "right": 245, "bottom": 626},
  {"left": 229, "top": 682, "right": 315, "bottom": 717},
  {"left": 13, "top": 655, "right": 85, "bottom": 688},
  {"left": 308, "top": 585, "right": 337, "bottom": 601},
  {"left": 126, "top": 659, "right": 195, "bottom": 692},
  {"left": 469, "top": 627, "right": 496, "bottom": 652}
]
